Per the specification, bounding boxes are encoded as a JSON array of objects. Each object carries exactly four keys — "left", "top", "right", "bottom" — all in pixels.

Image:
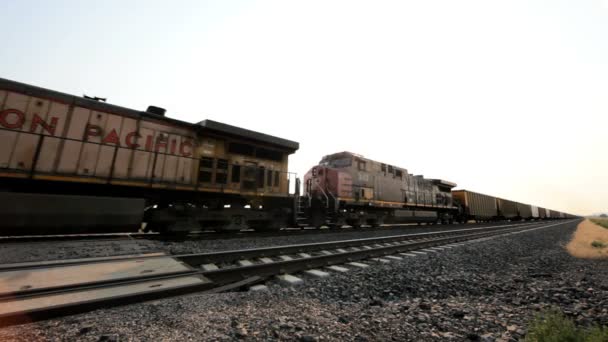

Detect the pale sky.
[{"left": 1, "top": 0, "right": 607, "bottom": 215}]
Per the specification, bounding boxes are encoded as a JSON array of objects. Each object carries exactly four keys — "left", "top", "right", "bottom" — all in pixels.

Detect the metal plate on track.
[
  {"left": 0, "top": 257, "right": 190, "bottom": 295},
  {"left": 0, "top": 275, "right": 208, "bottom": 317}
]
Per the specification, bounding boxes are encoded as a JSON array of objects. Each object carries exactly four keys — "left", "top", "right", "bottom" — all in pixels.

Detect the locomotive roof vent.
[{"left": 146, "top": 106, "right": 166, "bottom": 116}]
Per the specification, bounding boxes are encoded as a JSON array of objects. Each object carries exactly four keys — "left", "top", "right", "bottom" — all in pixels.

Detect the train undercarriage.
[
  {"left": 0, "top": 178, "right": 295, "bottom": 235},
  {"left": 297, "top": 196, "right": 459, "bottom": 229}
]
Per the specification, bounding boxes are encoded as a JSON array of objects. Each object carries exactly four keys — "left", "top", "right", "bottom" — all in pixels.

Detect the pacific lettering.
[
  {"left": 180, "top": 140, "right": 193, "bottom": 157},
  {"left": 101, "top": 129, "right": 120, "bottom": 145},
  {"left": 155, "top": 134, "right": 168, "bottom": 152},
  {"left": 125, "top": 132, "right": 140, "bottom": 148},
  {"left": 1, "top": 108, "right": 195, "bottom": 157}
]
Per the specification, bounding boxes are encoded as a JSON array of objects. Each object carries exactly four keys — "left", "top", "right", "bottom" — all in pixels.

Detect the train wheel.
[
  {"left": 346, "top": 219, "right": 362, "bottom": 228},
  {"left": 145, "top": 222, "right": 167, "bottom": 234},
  {"left": 327, "top": 217, "right": 346, "bottom": 229}
]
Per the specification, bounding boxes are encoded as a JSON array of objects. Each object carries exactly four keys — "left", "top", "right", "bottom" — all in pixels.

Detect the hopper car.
[{"left": 0, "top": 78, "right": 576, "bottom": 235}]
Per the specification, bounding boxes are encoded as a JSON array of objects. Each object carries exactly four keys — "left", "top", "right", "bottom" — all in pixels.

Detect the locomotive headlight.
[{"left": 224, "top": 204, "right": 231, "bottom": 209}]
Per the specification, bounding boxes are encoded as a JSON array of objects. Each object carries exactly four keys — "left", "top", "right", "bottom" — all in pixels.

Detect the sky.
[{"left": 1, "top": 0, "right": 607, "bottom": 215}]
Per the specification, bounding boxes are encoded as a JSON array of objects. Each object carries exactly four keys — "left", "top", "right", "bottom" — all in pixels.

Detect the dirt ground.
[{"left": 566, "top": 219, "right": 608, "bottom": 259}]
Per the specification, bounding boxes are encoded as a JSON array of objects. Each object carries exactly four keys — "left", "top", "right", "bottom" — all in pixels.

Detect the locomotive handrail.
[{"left": 312, "top": 178, "right": 330, "bottom": 209}]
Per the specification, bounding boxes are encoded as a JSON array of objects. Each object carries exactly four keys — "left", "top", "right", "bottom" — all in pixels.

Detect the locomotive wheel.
[
  {"left": 327, "top": 217, "right": 346, "bottom": 229},
  {"left": 346, "top": 219, "right": 362, "bottom": 228},
  {"left": 368, "top": 218, "right": 384, "bottom": 228},
  {"left": 145, "top": 222, "right": 167, "bottom": 234},
  {"left": 250, "top": 222, "right": 281, "bottom": 231}
]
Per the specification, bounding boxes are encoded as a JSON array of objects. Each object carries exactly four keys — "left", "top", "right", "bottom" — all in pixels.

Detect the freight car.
[
  {"left": 497, "top": 198, "right": 519, "bottom": 220},
  {"left": 451, "top": 190, "right": 497, "bottom": 222},
  {"left": 299, "top": 152, "right": 459, "bottom": 227},
  {"left": 0, "top": 78, "right": 299, "bottom": 234},
  {"left": 517, "top": 203, "right": 533, "bottom": 220},
  {"left": 531, "top": 205, "right": 540, "bottom": 219}
]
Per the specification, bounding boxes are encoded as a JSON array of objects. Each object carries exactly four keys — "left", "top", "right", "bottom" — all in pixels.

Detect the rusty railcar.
[
  {"left": 0, "top": 78, "right": 299, "bottom": 234},
  {"left": 451, "top": 190, "right": 498, "bottom": 222},
  {"left": 301, "top": 152, "right": 458, "bottom": 227},
  {"left": 517, "top": 203, "right": 533, "bottom": 220},
  {"left": 497, "top": 198, "right": 519, "bottom": 219}
]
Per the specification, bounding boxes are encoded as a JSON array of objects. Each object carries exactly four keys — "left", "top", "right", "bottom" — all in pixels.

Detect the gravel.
[
  {"left": 0, "top": 239, "right": 162, "bottom": 264},
  {"left": 2, "top": 220, "right": 605, "bottom": 342},
  {"left": 0, "top": 222, "right": 523, "bottom": 264}
]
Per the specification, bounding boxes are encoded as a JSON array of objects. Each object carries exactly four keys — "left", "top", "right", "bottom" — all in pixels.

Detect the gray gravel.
[
  {"left": 0, "top": 239, "right": 162, "bottom": 264},
  {"left": 0, "top": 222, "right": 524, "bottom": 264},
  {"left": 1, "top": 219, "right": 605, "bottom": 341}
]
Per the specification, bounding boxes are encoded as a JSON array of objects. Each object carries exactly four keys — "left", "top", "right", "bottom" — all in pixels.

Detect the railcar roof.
[
  {"left": 0, "top": 77, "right": 299, "bottom": 151},
  {"left": 0, "top": 77, "right": 195, "bottom": 129},
  {"left": 198, "top": 119, "right": 299, "bottom": 151}
]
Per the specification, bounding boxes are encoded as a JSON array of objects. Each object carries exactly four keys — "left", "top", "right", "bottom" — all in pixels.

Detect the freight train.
[
  {"left": 0, "top": 78, "right": 576, "bottom": 235},
  {"left": 299, "top": 153, "right": 575, "bottom": 228}
]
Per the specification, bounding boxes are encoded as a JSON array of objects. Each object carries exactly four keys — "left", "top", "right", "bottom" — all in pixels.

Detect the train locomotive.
[
  {"left": 0, "top": 78, "right": 576, "bottom": 235},
  {"left": 299, "top": 152, "right": 459, "bottom": 228},
  {"left": 0, "top": 77, "right": 298, "bottom": 235}
]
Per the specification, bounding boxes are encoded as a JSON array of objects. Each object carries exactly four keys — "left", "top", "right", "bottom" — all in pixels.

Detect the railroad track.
[
  {"left": 0, "top": 221, "right": 534, "bottom": 243},
  {"left": 0, "top": 220, "right": 575, "bottom": 327}
]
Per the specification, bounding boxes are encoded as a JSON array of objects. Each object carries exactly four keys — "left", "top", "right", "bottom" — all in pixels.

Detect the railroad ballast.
[{"left": 0, "top": 78, "right": 576, "bottom": 235}]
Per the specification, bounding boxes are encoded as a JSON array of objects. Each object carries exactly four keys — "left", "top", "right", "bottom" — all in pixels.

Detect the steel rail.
[
  {"left": 0, "top": 220, "right": 547, "bottom": 243},
  {"left": 1, "top": 223, "right": 534, "bottom": 301},
  {"left": 0, "top": 221, "right": 548, "bottom": 300}
]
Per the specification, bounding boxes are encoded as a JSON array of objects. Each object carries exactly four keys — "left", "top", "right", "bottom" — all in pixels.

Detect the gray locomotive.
[{"left": 300, "top": 152, "right": 459, "bottom": 227}]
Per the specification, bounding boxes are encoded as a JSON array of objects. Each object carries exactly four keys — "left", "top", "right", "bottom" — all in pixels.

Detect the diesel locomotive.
[
  {"left": 300, "top": 152, "right": 458, "bottom": 228},
  {"left": 0, "top": 77, "right": 298, "bottom": 235}
]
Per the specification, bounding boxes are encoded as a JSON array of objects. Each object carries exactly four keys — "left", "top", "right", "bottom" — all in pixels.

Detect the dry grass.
[
  {"left": 525, "top": 308, "right": 608, "bottom": 341},
  {"left": 590, "top": 218, "right": 608, "bottom": 229},
  {"left": 565, "top": 219, "right": 608, "bottom": 259}
]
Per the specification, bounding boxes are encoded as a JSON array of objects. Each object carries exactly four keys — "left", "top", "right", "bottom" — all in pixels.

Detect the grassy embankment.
[
  {"left": 565, "top": 219, "right": 608, "bottom": 258},
  {"left": 526, "top": 309, "right": 608, "bottom": 341},
  {"left": 590, "top": 218, "right": 608, "bottom": 229}
]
